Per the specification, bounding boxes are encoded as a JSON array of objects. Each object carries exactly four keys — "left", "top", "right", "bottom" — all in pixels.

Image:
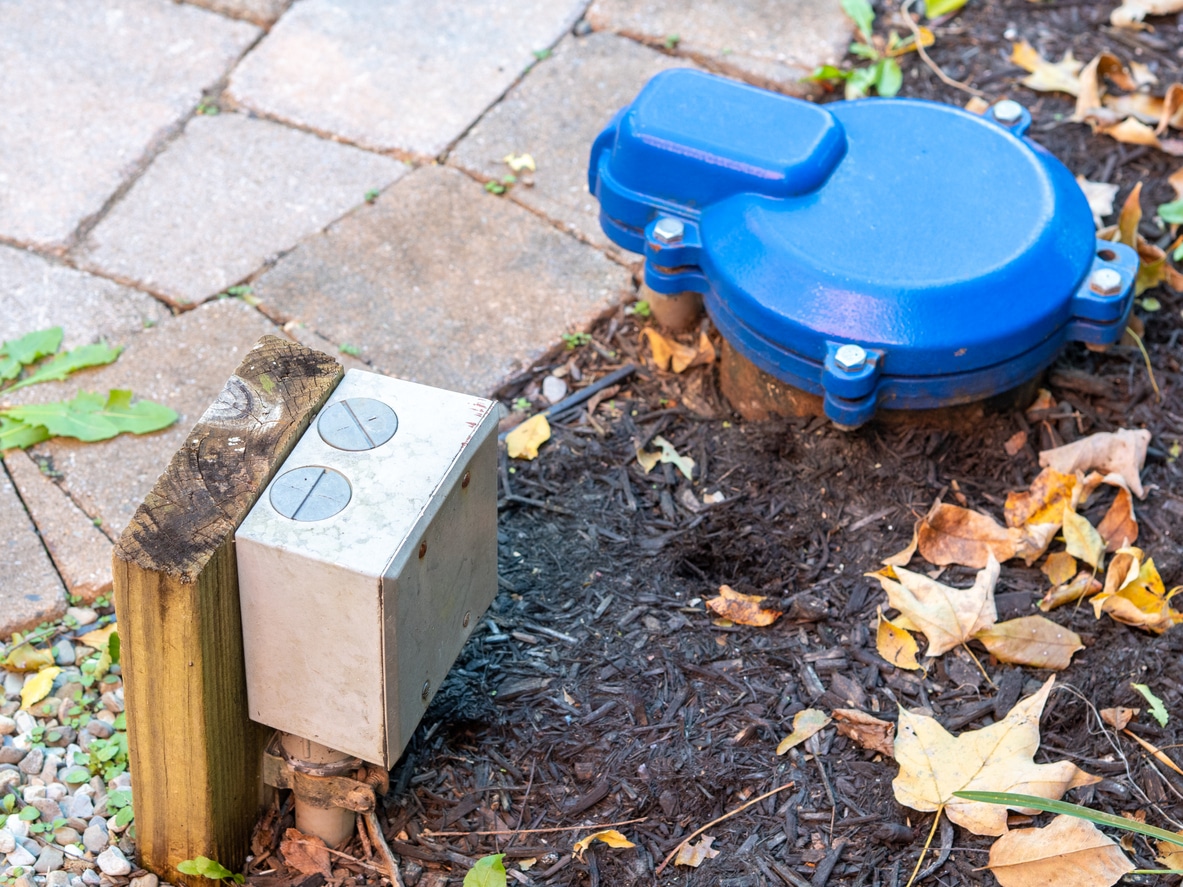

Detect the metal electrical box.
[
  {"left": 236, "top": 369, "right": 499, "bottom": 767},
  {"left": 589, "top": 69, "right": 1140, "bottom": 426}
]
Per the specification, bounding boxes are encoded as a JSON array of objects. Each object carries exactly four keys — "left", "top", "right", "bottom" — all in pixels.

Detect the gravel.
[{"left": 1, "top": 616, "right": 142, "bottom": 886}]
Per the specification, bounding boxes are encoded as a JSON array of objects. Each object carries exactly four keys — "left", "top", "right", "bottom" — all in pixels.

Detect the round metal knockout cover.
[{"left": 589, "top": 69, "right": 1139, "bottom": 426}]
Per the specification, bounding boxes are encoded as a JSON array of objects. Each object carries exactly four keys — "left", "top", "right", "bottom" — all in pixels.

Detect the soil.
[{"left": 248, "top": 3, "right": 1183, "bottom": 886}]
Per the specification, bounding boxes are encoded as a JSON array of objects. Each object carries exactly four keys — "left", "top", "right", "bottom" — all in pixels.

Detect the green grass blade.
[{"left": 953, "top": 791, "right": 1183, "bottom": 847}]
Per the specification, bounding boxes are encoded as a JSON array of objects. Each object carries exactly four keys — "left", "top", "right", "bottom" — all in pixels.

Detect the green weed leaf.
[
  {"left": 0, "top": 328, "right": 63, "bottom": 382},
  {"left": 877, "top": 58, "right": 903, "bottom": 96},
  {"left": 809, "top": 65, "right": 851, "bottom": 82},
  {"left": 925, "top": 0, "right": 969, "bottom": 18},
  {"left": 463, "top": 855, "right": 506, "bottom": 887},
  {"left": 1133, "top": 683, "right": 1169, "bottom": 726},
  {"left": 7, "top": 343, "right": 122, "bottom": 391},
  {"left": 1159, "top": 200, "right": 1183, "bottom": 225},
  {"left": 3, "top": 390, "right": 177, "bottom": 442},
  {"left": 841, "top": 0, "right": 875, "bottom": 40},
  {"left": 0, "top": 417, "right": 50, "bottom": 450}
]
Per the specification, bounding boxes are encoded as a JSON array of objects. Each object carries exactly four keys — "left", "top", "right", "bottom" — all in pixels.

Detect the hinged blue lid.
[{"left": 589, "top": 69, "right": 1138, "bottom": 426}]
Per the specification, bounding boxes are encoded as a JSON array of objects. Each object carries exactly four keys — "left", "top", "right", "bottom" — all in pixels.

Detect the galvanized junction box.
[
  {"left": 236, "top": 370, "right": 498, "bottom": 768},
  {"left": 589, "top": 69, "right": 1140, "bottom": 427}
]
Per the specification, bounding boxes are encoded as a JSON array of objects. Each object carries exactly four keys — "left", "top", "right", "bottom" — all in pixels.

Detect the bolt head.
[
  {"left": 317, "top": 397, "right": 398, "bottom": 451},
  {"left": 1090, "top": 267, "right": 1123, "bottom": 296},
  {"left": 270, "top": 466, "right": 351, "bottom": 521},
  {"left": 653, "top": 217, "right": 685, "bottom": 244},
  {"left": 834, "top": 344, "right": 868, "bottom": 372},
  {"left": 992, "top": 100, "right": 1023, "bottom": 123}
]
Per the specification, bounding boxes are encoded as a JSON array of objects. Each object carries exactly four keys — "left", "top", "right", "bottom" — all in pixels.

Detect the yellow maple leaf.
[
  {"left": 974, "top": 615, "right": 1083, "bottom": 670},
  {"left": 1040, "top": 429, "right": 1151, "bottom": 499},
  {"left": 1090, "top": 546, "right": 1183, "bottom": 633},
  {"left": 1063, "top": 509, "right": 1105, "bottom": 570},
  {"left": 894, "top": 677, "right": 1100, "bottom": 835},
  {"left": 866, "top": 556, "right": 998, "bottom": 657},
  {"left": 505, "top": 413, "right": 550, "bottom": 460},
  {"left": 20, "top": 666, "right": 61, "bottom": 711},
  {"left": 989, "top": 815, "right": 1134, "bottom": 887},
  {"left": 572, "top": 830, "right": 634, "bottom": 860},
  {"left": 876, "top": 607, "right": 922, "bottom": 671},
  {"left": 776, "top": 709, "right": 831, "bottom": 755},
  {"left": 77, "top": 623, "right": 118, "bottom": 652},
  {"left": 1011, "top": 41, "right": 1084, "bottom": 95}
]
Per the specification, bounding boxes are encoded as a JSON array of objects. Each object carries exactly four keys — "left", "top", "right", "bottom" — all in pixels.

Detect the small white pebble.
[
  {"left": 96, "top": 847, "right": 130, "bottom": 877},
  {"left": 65, "top": 608, "right": 98, "bottom": 627}
]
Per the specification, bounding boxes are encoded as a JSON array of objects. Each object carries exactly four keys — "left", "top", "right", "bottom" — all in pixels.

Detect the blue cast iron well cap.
[{"left": 588, "top": 69, "right": 1138, "bottom": 427}]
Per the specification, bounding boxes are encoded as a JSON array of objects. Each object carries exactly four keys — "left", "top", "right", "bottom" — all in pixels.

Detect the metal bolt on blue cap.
[{"left": 588, "top": 69, "right": 1139, "bottom": 427}]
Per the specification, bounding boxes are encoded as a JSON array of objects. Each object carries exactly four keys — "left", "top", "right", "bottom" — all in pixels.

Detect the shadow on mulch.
[{"left": 248, "top": 2, "right": 1183, "bottom": 885}]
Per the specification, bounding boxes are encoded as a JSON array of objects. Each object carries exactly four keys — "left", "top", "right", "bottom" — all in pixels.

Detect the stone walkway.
[{"left": 0, "top": 0, "right": 851, "bottom": 636}]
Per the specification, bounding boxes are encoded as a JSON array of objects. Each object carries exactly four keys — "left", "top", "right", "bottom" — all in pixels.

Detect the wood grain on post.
[{"left": 113, "top": 336, "right": 342, "bottom": 882}]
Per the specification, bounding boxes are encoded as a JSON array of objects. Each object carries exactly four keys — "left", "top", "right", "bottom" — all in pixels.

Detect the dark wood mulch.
[{"left": 249, "top": 2, "right": 1183, "bottom": 885}]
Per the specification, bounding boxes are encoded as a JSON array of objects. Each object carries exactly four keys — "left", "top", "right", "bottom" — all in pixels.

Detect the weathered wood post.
[{"left": 113, "top": 336, "right": 343, "bottom": 882}]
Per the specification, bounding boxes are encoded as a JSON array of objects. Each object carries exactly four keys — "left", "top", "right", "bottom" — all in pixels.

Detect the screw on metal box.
[
  {"left": 834, "top": 344, "right": 868, "bottom": 372},
  {"left": 317, "top": 397, "right": 398, "bottom": 451},
  {"left": 991, "top": 100, "right": 1023, "bottom": 123},
  {"left": 653, "top": 217, "right": 685, "bottom": 244},
  {"left": 270, "top": 466, "right": 352, "bottom": 521},
  {"left": 421, "top": 680, "right": 431, "bottom": 702},
  {"left": 1090, "top": 268, "right": 1123, "bottom": 296}
]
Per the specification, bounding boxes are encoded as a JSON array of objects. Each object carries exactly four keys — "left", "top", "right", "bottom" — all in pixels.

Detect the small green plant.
[
  {"left": 532, "top": 48, "right": 551, "bottom": 61},
  {"left": 626, "top": 300, "right": 652, "bottom": 319},
  {"left": 364, "top": 188, "right": 380, "bottom": 204},
  {"left": 339, "top": 343, "right": 361, "bottom": 357},
  {"left": 484, "top": 174, "right": 517, "bottom": 195},
  {"left": 463, "top": 854, "right": 506, "bottom": 887},
  {"left": 663, "top": 34, "right": 680, "bottom": 49},
  {"left": 511, "top": 396, "right": 531, "bottom": 412},
  {"left": 196, "top": 98, "right": 220, "bottom": 116},
  {"left": 562, "top": 332, "right": 591, "bottom": 350},
  {"left": 177, "top": 857, "right": 245, "bottom": 884},
  {"left": 0, "top": 327, "right": 177, "bottom": 450},
  {"left": 809, "top": 0, "right": 929, "bottom": 99}
]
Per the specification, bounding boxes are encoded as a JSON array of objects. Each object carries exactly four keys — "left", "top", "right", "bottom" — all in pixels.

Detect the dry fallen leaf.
[
  {"left": 1040, "top": 570, "right": 1102, "bottom": 611},
  {"left": 2, "top": 642, "right": 56, "bottom": 673},
  {"left": 1004, "top": 430, "right": 1029, "bottom": 457},
  {"left": 674, "top": 835, "right": 720, "bottom": 868},
  {"left": 867, "top": 556, "right": 998, "bottom": 657},
  {"left": 77, "top": 623, "right": 118, "bottom": 652},
  {"left": 1063, "top": 509, "right": 1106, "bottom": 570},
  {"left": 20, "top": 666, "right": 61, "bottom": 711},
  {"left": 884, "top": 521, "right": 920, "bottom": 566},
  {"left": 503, "top": 152, "right": 536, "bottom": 172},
  {"left": 1157, "top": 832, "right": 1183, "bottom": 871},
  {"left": 1040, "top": 429, "right": 1152, "bottom": 499},
  {"left": 572, "top": 829, "right": 635, "bottom": 860},
  {"left": 1097, "top": 484, "right": 1138, "bottom": 552},
  {"left": 636, "top": 435, "right": 695, "bottom": 480},
  {"left": 1004, "top": 467, "right": 1078, "bottom": 530},
  {"left": 506, "top": 413, "right": 550, "bottom": 460},
  {"left": 974, "top": 615, "right": 1084, "bottom": 670},
  {"left": 917, "top": 502, "right": 1019, "bottom": 568},
  {"left": 893, "top": 677, "right": 1100, "bottom": 835},
  {"left": 641, "top": 328, "right": 713, "bottom": 374},
  {"left": 1091, "top": 546, "right": 1183, "bottom": 633},
  {"left": 1077, "top": 176, "right": 1120, "bottom": 227},
  {"left": 1042, "top": 551, "right": 1079, "bottom": 586},
  {"left": 1012, "top": 41, "right": 1083, "bottom": 95},
  {"left": 1073, "top": 52, "right": 1135, "bottom": 122},
  {"left": 706, "top": 585, "right": 784, "bottom": 627},
  {"left": 776, "top": 709, "right": 832, "bottom": 755},
  {"left": 833, "top": 708, "right": 895, "bottom": 756},
  {"left": 877, "top": 607, "right": 923, "bottom": 671},
  {"left": 1111, "top": 0, "right": 1183, "bottom": 28},
  {"left": 988, "top": 815, "right": 1134, "bottom": 887},
  {"left": 1100, "top": 707, "right": 1139, "bottom": 730},
  {"left": 280, "top": 829, "right": 333, "bottom": 877}
]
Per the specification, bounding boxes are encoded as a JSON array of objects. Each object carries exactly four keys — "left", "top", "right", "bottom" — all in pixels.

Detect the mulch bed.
[{"left": 248, "top": 2, "right": 1183, "bottom": 885}]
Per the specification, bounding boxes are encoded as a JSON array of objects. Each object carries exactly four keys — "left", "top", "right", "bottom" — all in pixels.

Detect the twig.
[
  {"left": 365, "top": 810, "right": 406, "bottom": 887},
  {"left": 654, "top": 780, "right": 796, "bottom": 875},
  {"left": 1124, "top": 325, "right": 1163, "bottom": 403},
  {"left": 424, "top": 816, "right": 646, "bottom": 838},
  {"left": 913, "top": 816, "right": 954, "bottom": 881},
  {"left": 900, "top": 0, "right": 984, "bottom": 98}
]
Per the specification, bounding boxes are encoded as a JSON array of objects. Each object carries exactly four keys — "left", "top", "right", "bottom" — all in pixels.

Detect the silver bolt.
[
  {"left": 834, "top": 344, "right": 868, "bottom": 372},
  {"left": 270, "top": 466, "right": 352, "bottom": 521},
  {"left": 992, "top": 100, "right": 1023, "bottom": 123},
  {"left": 653, "top": 217, "right": 685, "bottom": 244},
  {"left": 1090, "top": 267, "right": 1123, "bottom": 296},
  {"left": 421, "top": 680, "right": 431, "bottom": 702},
  {"left": 317, "top": 397, "right": 398, "bottom": 451}
]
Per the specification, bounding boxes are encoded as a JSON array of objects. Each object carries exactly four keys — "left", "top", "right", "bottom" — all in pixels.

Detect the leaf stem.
[
  {"left": 1124, "top": 325, "right": 1162, "bottom": 403},
  {"left": 903, "top": 806, "right": 944, "bottom": 887}
]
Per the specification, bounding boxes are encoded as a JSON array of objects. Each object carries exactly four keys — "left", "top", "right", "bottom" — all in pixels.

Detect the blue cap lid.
[{"left": 590, "top": 69, "right": 1138, "bottom": 425}]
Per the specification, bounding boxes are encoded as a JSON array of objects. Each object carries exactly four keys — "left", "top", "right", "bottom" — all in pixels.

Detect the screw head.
[
  {"left": 834, "top": 344, "right": 868, "bottom": 372},
  {"left": 418, "top": 540, "right": 428, "bottom": 559},
  {"left": 461, "top": 470, "right": 471, "bottom": 489},
  {"left": 992, "top": 100, "right": 1023, "bottom": 123},
  {"left": 463, "top": 611, "right": 471, "bottom": 628},
  {"left": 421, "top": 680, "right": 431, "bottom": 702},
  {"left": 1090, "top": 267, "right": 1123, "bottom": 296},
  {"left": 270, "top": 466, "right": 352, "bottom": 521},
  {"left": 653, "top": 217, "right": 685, "bottom": 244},
  {"left": 317, "top": 397, "right": 398, "bottom": 451}
]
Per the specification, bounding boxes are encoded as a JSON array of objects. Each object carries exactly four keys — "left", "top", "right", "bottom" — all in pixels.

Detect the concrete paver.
[
  {"left": 0, "top": 0, "right": 258, "bottom": 250},
  {"left": 2, "top": 451, "right": 113, "bottom": 604},
  {"left": 585, "top": 0, "right": 853, "bottom": 95},
  {"left": 252, "top": 164, "right": 633, "bottom": 396},
  {"left": 20, "top": 300, "right": 281, "bottom": 549},
  {"left": 0, "top": 245, "right": 167, "bottom": 349},
  {"left": 227, "top": 0, "right": 588, "bottom": 157},
  {"left": 78, "top": 113, "right": 408, "bottom": 305},
  {"left": 451, "top": 32, "right": 701, "bottom": 258},
  {"left": 183, "top": 0, "right": 290, "bottom": 26},
  {"left": 0, "top": 466, "right": 67, "bottom": 636}
]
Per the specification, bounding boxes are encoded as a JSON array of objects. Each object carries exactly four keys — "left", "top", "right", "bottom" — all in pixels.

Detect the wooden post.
[{"left": 113, "top": 336, "right": 342, "bottom": 883}]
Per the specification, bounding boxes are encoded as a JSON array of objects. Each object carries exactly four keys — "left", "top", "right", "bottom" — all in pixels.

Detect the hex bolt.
[
  {"left": 834, "top": 344, "right": 868, "bottom": 372},
  {"left": 1089, "top": 267, "right": 1123, "bottom": 296},
  {"left": 992, "top": 100, "right": 1023, "bottom": 123},
  {"left": 317, "top": 397, "right": 398, "bottom": 451},
  {"left": 421, "top": 680, "right": 431, "bottom": 702},
  {"left": 270, "top": 466, "right": 352, "bottom": 521},
  {"left": 653, "top": 217, "right": 685, "bottom": 244}
]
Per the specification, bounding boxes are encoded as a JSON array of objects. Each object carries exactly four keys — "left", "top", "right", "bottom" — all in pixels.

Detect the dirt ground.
[{"left": 249, "top": 2, "right": 1183, "bottom": 885}]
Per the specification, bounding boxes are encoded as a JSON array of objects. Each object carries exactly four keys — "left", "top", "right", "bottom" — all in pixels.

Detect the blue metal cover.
[{"left": 589, "top": 69, "right": 1139, "bottom": 426}]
